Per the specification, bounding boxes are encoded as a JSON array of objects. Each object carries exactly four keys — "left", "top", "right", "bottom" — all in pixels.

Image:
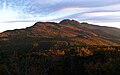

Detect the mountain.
[{"left": 0, "top": 19, "right": 120, "bottom": 46}]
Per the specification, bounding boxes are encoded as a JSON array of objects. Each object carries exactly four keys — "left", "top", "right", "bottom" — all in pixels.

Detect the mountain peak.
[
  {"left": 0, "top": 19, "right": 120, "bottom": 46},
  {"left": 59, "top": 19, "right": 80, "bottom": 26}
]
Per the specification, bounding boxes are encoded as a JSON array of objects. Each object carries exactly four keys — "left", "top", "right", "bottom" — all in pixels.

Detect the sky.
[{"left": 0, "top": 0, "right": 120, "bottom": 32}]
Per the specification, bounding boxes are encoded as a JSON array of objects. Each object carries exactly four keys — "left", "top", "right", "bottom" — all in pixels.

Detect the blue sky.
[{"left": 0, "top": 0, "right": 120, "bottom": 32}]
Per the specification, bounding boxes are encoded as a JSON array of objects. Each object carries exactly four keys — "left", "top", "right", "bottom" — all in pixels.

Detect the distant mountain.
[{"left": 0, "top": 19, "right": 120, "bottom": 46}]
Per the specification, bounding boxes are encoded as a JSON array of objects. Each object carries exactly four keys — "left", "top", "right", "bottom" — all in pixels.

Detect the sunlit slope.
[{"left": 0, "top": 19, "right": 120, "bottom": 46}]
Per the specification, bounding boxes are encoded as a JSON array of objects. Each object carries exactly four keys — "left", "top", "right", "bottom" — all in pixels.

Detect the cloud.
[
  {"left": 82, "top": 11, "right": 120, "bottom": 17},
  {"left": 0, "top": 0, "right": 120, "bottom": 32},
  {"left": 1, "top": 0, "right": 120, "bottom": 21},
  {"left": 48, "top": 0, "right": 120, "bottom": 11}
]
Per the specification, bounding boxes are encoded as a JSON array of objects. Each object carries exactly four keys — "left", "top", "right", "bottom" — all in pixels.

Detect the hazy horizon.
[{"left": 0, "top": 20, "right": 120, "bottom": 33}]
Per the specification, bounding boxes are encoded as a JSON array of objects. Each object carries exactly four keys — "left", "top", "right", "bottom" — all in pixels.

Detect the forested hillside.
[{"left": 0, "top": 19, "right": 120, "bottom": 75}]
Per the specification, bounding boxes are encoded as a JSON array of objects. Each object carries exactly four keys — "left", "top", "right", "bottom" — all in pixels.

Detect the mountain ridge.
[{"left": 0, "top": 19, "right": 120, "bottom": 46}]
